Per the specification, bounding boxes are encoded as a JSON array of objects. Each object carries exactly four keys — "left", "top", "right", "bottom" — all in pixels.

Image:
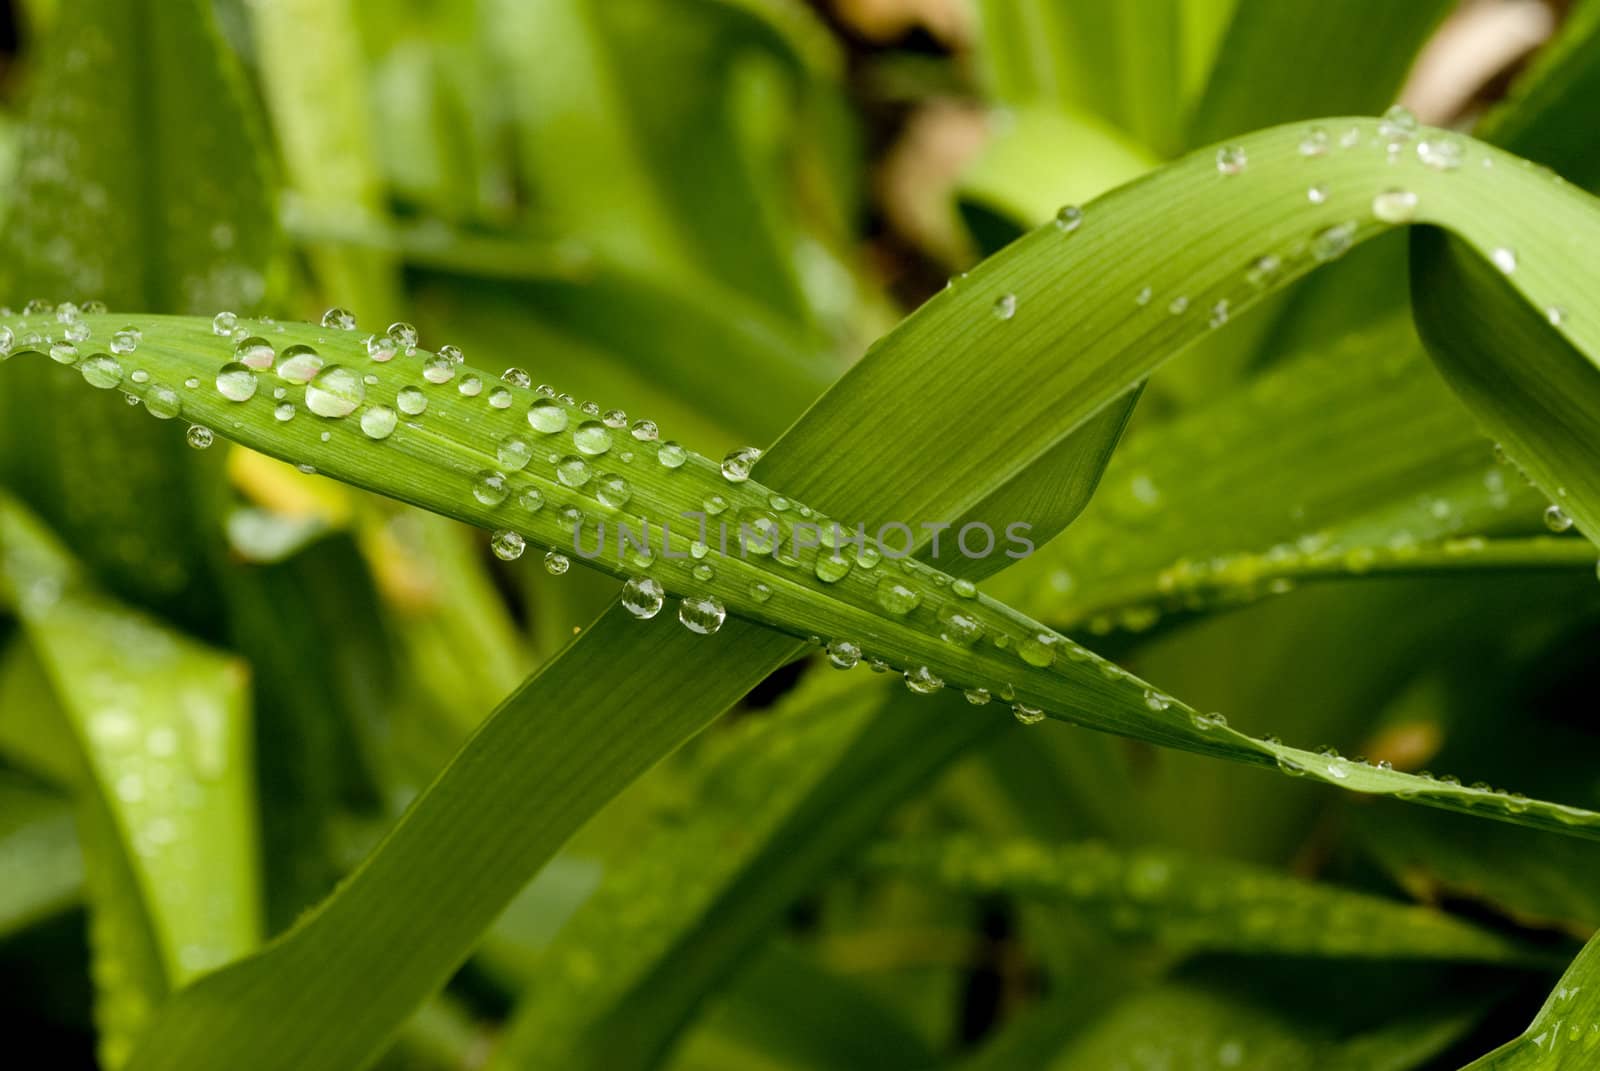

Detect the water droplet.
[
  {"left": 212, "top": 311, "right": 238, "bottom": 336},
  {"left": 722, "top": 445, "right": 761, "bottom": 482},
  {"left": 1135, "top": 285, "right": 1152, "bottom": 306},
  {"left": 964, "top": 688, "right": 991, "bottom": 705},
  {"left": 607, "top": 574, "right": 664, "bottom": 621},
  {"left": 1054, "top": 205, "right": 1083, "bottom": 232},
  {"left": 1372, "top": 188, "right": 1417, "bottom": 223},
  {"left": 145, "top": 384, "right": 181, "bottom": 419},
  {"left": 276, "top": 344, "right": 323, "bottom": 383},
  {"left": 992, "top": 293, "right": 1017, "bottom": 320},
  {"left": 1491, "top": 246, "right": 1518, "bottom": 274},
  {"left": 826, "top": 639, "right": 861, "bottom": 669},
  {"left": 305, "top": 365, "right": 365, "bottom": 417},
  {"left": 1167, "top": 295, "right": 1189, "bottom": 315},
  {"left": 556, "top": 456, "right": 591, "bottom": 487},
  {"left": 486, "top": 386, "right": 513, "bottom": 409},
  {"left": 273, "top": 401, "right": 295, "bottom": 422},
  {"left": 630, "top": 419, "right": 659, "bottom": 442},
  {"left": 574, "top": 420, "right": 613, "bottom": 455},
  {"left": 938, "top": 609, "right": 983, "bottom": 646},
  {"left": 528, "top": 398, "right": 569, "bottom": 434},
  {"left": 1013, "top": 703, "right": 1045, "bottom": 725},
  {"left": 387, "top": 322, "right": 419, "bottom": 350},
  {"left": 1311, "top": 222, "right": 1355, "bottom": 262},
  {"left": 79, "top": 354, "right": 123, "bottom": 389},
  {"left": 1417, "top": 135, "right": 1463, "bottom": 171},
  {"left": 187, "top": 425, "right": 214, "bottom": 449},
  {"left": 473, "top": 470, "right": 510, "bottom": 506},
  {"left": 64, "top": 320, "right": 90, "bottom": 343},
  {"left": 321, "top": 307, "right": 357, "bottom": 331},
  {"left": 397, "top": 386, "right": 428, "bottom": 415},
  {"left": 1216, "top": 145, "right": 1248, "bottom": 175},
  {"left": 215, "top": 362, "right": 257, "bottom": 401},
  {"left": 439, "top": 344, "right": 463, "bottom": 366},
  {"left": 596, "top": 474, "right": 632, "bottom": 508},
  {"left": 360, "top": 406, "right": 397, "bottom": 440},
  {"left": 544, "top": 550, "right": 570, "bottom": 575},
  {"left": 49, "top": 341, "right": 78, "bottom": 364},
  {"left": 230, "top": 335, "right": 271, "bottom": 369},
  {"left": 749, "top": 581, "right": 772, "bottom": 602},
  {"left": 366, "top": 334, "right": 398, "bottom": 362},
  {"left": 1019, "top": 633, "right": 1056, "bottom": 667},
  {"left": 1298, "top": 125, "right": 1329, "bottom": 157},
  {"left": 500, "top": 368, "right": 531, "bottom": 390},
  {"left": 1209, "top": 300, "right": 1230, "bottom": 328},
  {"left": 951, "top": 578, "right": 977, "bottom": 599},
  {"left": 1547, "top": 306, "right": 1568, "bottom": 327},
  {"left": 875, "top": 578, "right": 921, "bottom": 615},
  {"left": 1545, "top": 504, "right": 1574, "bottom": 532},
  {"left": 658, "top": 441, "right": 688, "bottom": 469},
  {"left": 518, "top": 487, "right": 545, "bottom": 513},
  {"left": 490, "top": 530, "right": 525, "bottom": 561},
  {"left": 1379, "top": 105, "right": 1417, "bottom": 141},
  {"left": 489, "top": 434, "right": 530, "bottom": 471},
  {"left": 422, "top": 353, "right": 456, "bottom": 383},
  {"left": 678, "top": 594, "right": 726, "bottom": 634},
  {"left": 1307, "top": 184, "right": 1328, "bottom": 205}
]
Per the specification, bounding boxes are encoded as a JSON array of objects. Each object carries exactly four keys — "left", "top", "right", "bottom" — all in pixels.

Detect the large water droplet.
[
  {"left": 528, "top": 398, "right": 569, "bottom": 434},
  {"left": 322, "top": 307, "right": 357, "bottom": 331},
  {"left": 678, "top": 594, "right": 725, "bottom": 634},
  {"left": 875, "top": 578, "right": 921, "bottom": 615},
  {"left": 826, "top": 639, "right": 861, "bottom": 669},
  {"left": 621, "top": 576, "right": 665, "bottom": 619},
  {"left": 396, "top": 385, "right": 427, "bottom": 415},
  {"left": 79, "top": 354, "right": 124, "bottom": 389},
  {"left": 722, "top": 445, "right": 761, "bottom": 482},
  {"left": 215, "top": 362, "right": 257, "bottom": 402},
  {"left": 490, "top": 530, "right": 525, "bottom": 561},
  {"left": 49, "top": 341, "right": 78, "bottom": 365},
  {"left": 544, "top": 550, "right": 570, "bottom": 575},
  {"left": 387, "top": 322, "right": 419, "bottom": 350},
  {"left": 556, "top": 456, "right": 591, "bottom": 487},
  {"left": 1012, "top": 703, "right": 1045, "bottom": 725},
  {"left": 276, "top": 344, "right": 323, "bottom": 383},
  {"left": 305, "top": 365, "right": 365, "bottom": 417},
  {"left": 496, "top": 434, "right": 533, "bottom": 471},
  {"left": 574, "top": 420, "right": 613, "bottom": 456},
  {"left": 145, "top": 384, "right": 181, "bottom": 419},
  {"left": 187, "top": 425, "right": 214, "bottom": 449},
  {"left": 360, "top": 406, "right": 397, "bottom": 440},
  {"left": 473, "top": 470, "right": 510, "bottom": 506},
  {"left": 212, "top": 311, "right": 238, "bottom": 336},
  {"left": 904, "top": 666, "right": 943, "bottom": 694},
  {"left": 1545, "top": 504, "right": 1574, "bottom": 532},
  {"left": 658, "top": 441, "right": 688, "bottom": 469},
  {"left": 422, "top": 353, "right": 456, "bottom": 384}
]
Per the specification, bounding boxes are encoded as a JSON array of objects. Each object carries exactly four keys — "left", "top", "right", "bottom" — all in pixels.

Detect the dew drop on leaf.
[
  {"left": 215, "top": 362, "right": 257, "bottom": 402},
  {"left": 574, "top": 420, "right": 613, "bottom": 456},
  {"left": 305, "top": 365, "right": 365, "bottom": 417},
  {"left": 186, "top": 425, "right": 214, "bottom": 449},
  {"left": 721, "top": 445, "right": 761, "bottom": 482},
  {"left": 472, "top": 470, "right": 510, "bottom": 506},
  {"left": 359, "top": 406, "right": 397, "bottom": 440},
  {"left": 528, "top": 398, "right": 569, "bottom": 433},
  {"left": 79, "top": 354, "right": 123, "bottom": 389},
  {"left": 396, "top": 386, "right": 428, "bottom": 415},
  {"left": 490, "top": 530, "right": 525, "bottom": 561},
  {"left": 621, "top": 576, "right": 665, "bottom": 619}
]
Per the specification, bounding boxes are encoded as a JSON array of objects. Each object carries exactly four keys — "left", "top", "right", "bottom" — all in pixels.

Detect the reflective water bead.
[
  {"left": 544, "top": 550, "right": 570, "bottom": 576},
  {"left": 1135, "top": 285, "right": 1152, "bottom": 306},
  {"left": 603, "top": 408, "right": 628, "bottom": 428},
  {"left": 826, "top": 640, "right": 861, "bottom": 669},
  {"left": 305, "top": 365, "right": 365, "bottom": 417},
  {"left": 749, "top": 581, "right": 772, "bottom": 602},
  {"left": 657, "top": 441, "right": 688, "bottom": 469},
  {"left": 321, "top": 307, "right": 357, "bottom": 331},
  {"left": 721, "top": 445, "right": 761, "bottom": 482},
  {"left": 439, "top": 344, "right": 464, "bottom": 366},
  {"left": 145, "top": 384, "right": 181, "bottom": 419},
  {"left": 904, "top": 666, "right": 943, "bottom": 694},
  {"left": 1417, "top": 135, "right": 1463, "bottom": 171},
  {"left": 1307, "top": 184, "right": 1328, "bottom": 204},
  {"left": 1298, "top": 125, "right": 1329, "bottom": 157},
  {"left": 1311, "top": 222, "right": 1355, "bottom": 262},
  {"left": 422, "top": 353, "right": 456, "bottom": 383},
  {"left": 64, "top": 320, "right": 90, "bottom": 342},
  {"left": 212, "top": 311, "right": 238, "bottom": 336},
  {"left": 1371, "top": 188, "right": 1417, "bottom": 223},
  {"left": 528, "top": 398, "right": 569, "bottom": 434},
  {"left": 473, "top": 470, "right": 510, "bottom": 506},
  {"left": 1167, "top": 295, "right": 1188, "bottom": 315},
  {"left": 397, "top": 386, "right": 428, "bottom": 415},
  {"left": 187, "top": 424, "right": 214, "bottom": 449},
  {"left": 502, "top": 367, "right": 532, "bottom": 389},
  {"left": 1216, "top": 145, "right": 1247, "bottom": 175},
  {"left": 273, "top": 402, "right": 295, "bottom": 422},
  {"left": 963, "top": 688, "right": 990, "bottom": 705},
  {"left": 458, "top": 375, "right": 483, "bottom": 397},
  {"left": 574, "top": 420, "right": 613, "bottom": 456},
  {"left": 215, "top": 362, "right": 257, "bottom": 401},
  {"left": 360, "top": 406, "right": 397, "bottom": 440},
  {"left": 1012, "top": 703, "right": 1045, "bottom": 725},
  {"left": 678, "top": 594, "right": 726, "bottom": 634},
  {"left": 875, "top": 578, "right": 921, "bottom": 615},
  {"left": 49, "top": 341, "right": 78, "bottom": 364},
  {"left": 276, "top": 344, "right": 323, "bottom": 383},
  {"left": 1054, "top": 204, "right": 1083, "bottom": 232},
  {"left": 1545, "top": 504, "right": 1574, "bottom": 532},
  {"left": 1378, "top": 105, "right": 1417, "bottom": 141},
  {"left": 1019, "top": 632, "right": 1056, "bottom": 667},
  {"left": 518, "top": 487, "right": 545, "bottom": 512},
  {"left": 1491, "top": 247, "right": 1518, "bottom": 274},
  {"left": 596, "top": 474, "right": 632, "bottom": 508},
  {"left": 235, "top": 335, "right": 273, "bottom": 368},
  {"left": 630, "top": 419, "right": 659, "bottom": 442},
  {"left": 487, "top": 386, "right": 513, "bottom": 409},
  {"left": 79, "top": 354, "right": 123, "bottom": 389},
  {"left": 496, "top": 434, "right": 533, "bottom": 471},
  {"left": 951, "top": 578, "right": 977, "bottom": 599},
  {"left": 992, "top": 293, "right": 1017, "bottom": 320},
  {"left": 387, "top": 322, "right": 419, "bottom": 350},
  {"left": 621, "top": 576, "right": 665, "bottom": 619},
  {"left": 490, "top": 530, "right": 525, "bottom": 561},
  {"left": 1547, "top": 306, "right": 1568, "bottom": 327},
  {"left": 556, "top": 456, "right": 591, "bottom": 487},
  {"left": 366, "top": 334, "right": 397, "bottom": 362}
]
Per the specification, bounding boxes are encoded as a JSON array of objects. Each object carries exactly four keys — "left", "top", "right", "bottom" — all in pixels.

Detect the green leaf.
[
  {"left": 1461, "top": 931, "right": 1600, "bottom": 1068},
  {"left": 109, "top": 116, "right": 1600, "bottom": 1069},
  {"left": 869, "top": 835, "right": 1553, "bottom": 966},
  {"left": 0, "top": 494, "right": 258, "bottom": 1067}
]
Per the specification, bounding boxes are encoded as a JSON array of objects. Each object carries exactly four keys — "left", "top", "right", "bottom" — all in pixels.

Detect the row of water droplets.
[
  {"left": 1, "top": 303, "right": 1219, "bottom": 729},
  {"left": 982, "top": 109, "right": 1566, "bottom": 341}
]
